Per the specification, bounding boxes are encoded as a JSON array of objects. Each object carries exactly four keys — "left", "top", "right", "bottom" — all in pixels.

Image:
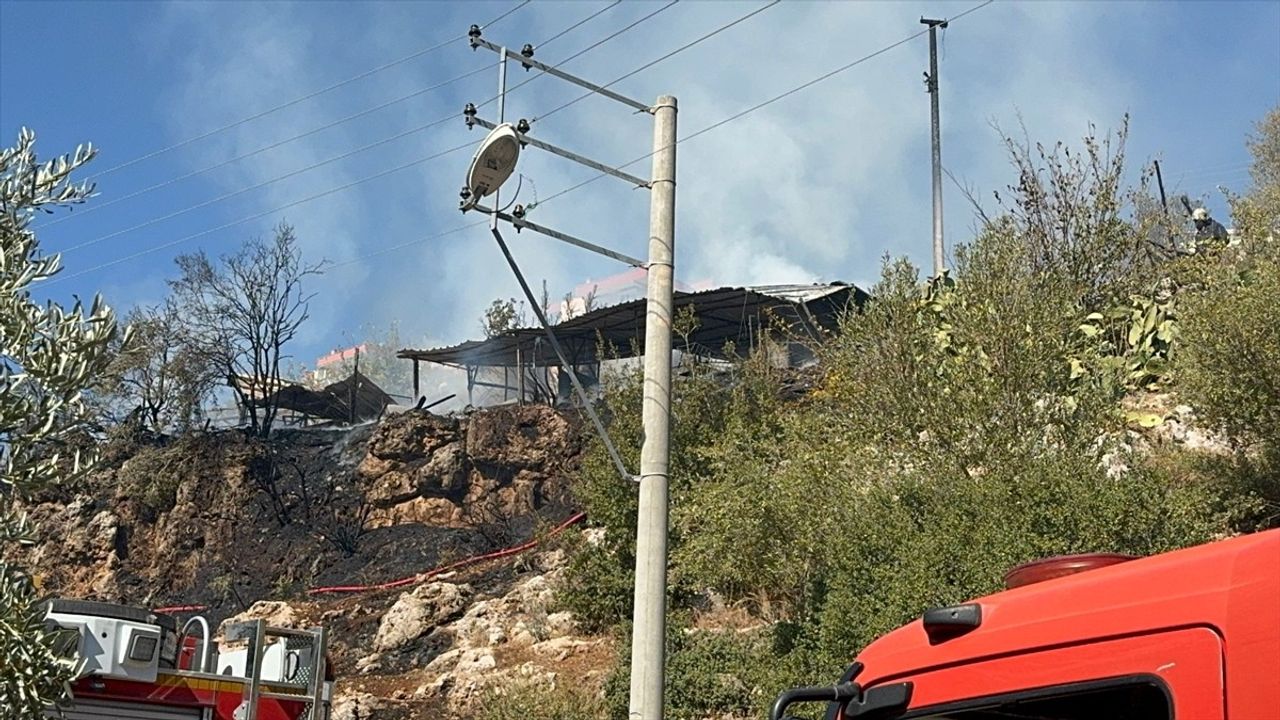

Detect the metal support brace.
[
  {"left": 470, "top": 36, "right": 649, "bottom": 112},
  {"left": 490, "top": 227, "right": 633, "bottom": 483},
  {"left": 472, "top": 204, "right": 647, "bottom": 267}
]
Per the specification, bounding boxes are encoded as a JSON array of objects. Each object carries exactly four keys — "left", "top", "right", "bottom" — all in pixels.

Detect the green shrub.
[{"left": 479, "top": 680, "right": 608, "bottom": 720}]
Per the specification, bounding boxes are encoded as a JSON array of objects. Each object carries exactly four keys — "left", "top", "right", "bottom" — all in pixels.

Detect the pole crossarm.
[
  {"left": 470, "top": 115, "right": 652, "bottom": 188},
  {"left": 470, "top": 36, "right": 650, "bottom": 112},
  {"left": 472, "top": 204, "right": 647, "bottom": 267}
]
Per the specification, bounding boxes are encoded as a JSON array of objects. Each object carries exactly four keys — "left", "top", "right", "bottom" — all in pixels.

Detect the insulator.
[
  {"left": 516, "top": 118, "right": 530, "bottom": 134},
  {"left": 460, "top": 186, "right": 472, "bottom": 200},
  {"left": 513, "top": 204, "right": 526, "bottom": 219},
  {"left": 520, "top": 44, "right": 535, "bottom": 70}
]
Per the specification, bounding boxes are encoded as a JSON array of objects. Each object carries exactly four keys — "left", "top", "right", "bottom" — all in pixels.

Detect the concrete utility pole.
[
  {"left": 630, "top": 95, "right": 677, "bottom": 720},
  {"left": 459, "top": 31, "right": 678, "bottom": 720},
  {"left": 922, "top": 17, "right": 947, "bottom": 277}
]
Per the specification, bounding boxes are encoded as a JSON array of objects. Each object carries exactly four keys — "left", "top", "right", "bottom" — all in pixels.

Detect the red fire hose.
[{"left": 152, "top": 511, "right": 586, "bottom": 612}]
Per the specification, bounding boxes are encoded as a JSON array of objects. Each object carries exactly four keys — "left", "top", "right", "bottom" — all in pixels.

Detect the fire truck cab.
[
  {"left": 43, "top": 600, "right": 333, "bottom": 720},
  {"left": 771, "top": 529, "right": 1280, "bottom": 720}
]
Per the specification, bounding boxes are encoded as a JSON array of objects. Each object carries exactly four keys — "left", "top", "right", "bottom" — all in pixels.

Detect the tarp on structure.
[
  {"left": 257, "top": 370, "right": 393, "bottom": 423},
  {"left": 397, "top": 282, "right": 869, "bottom": 369}
]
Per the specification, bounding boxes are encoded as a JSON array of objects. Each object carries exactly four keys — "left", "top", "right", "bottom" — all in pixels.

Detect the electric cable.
[
  {"left": 534, "top": 0, "right": 622, "bottom": 50},
  {"left": 317, "top": 1, "right": 999, "bottom": 273},
  {"left": 45, "top": 1, "right": 624, "bottom": 228},
  {"left": 82, "top": 1, "right": 531, "bottom": 182},
  {"left": 57, "top": 3, "right": 674, "bottom": 255},
  {"left": 531, "top": 0, "right": 781, "bottom": 125},
  {"left": 489, "top": 0, "right": 679, "bottom": 104},
  {"left": 61, "top": 0, "right": 971, "bottom": 283},
  {"left": 327, "top": 221, "right": 487, "bottom": 269},
  {"left": 49, "top": 140, "right": 475, "bottom": 283},
  {"left": 527, "top": 0, "right": 996, "bottom": 211},
  {"left": 43, "top": 63, "right": 498, "bottom": 228}
]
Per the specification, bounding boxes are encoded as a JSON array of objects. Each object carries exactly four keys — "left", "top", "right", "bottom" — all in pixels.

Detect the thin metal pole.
[
  {"left": 923, "top": 18, "right": 947, "bottom": 276},
  {"left": 492, "top": 49, "right": 508, "bottom": 233},
  {"left": 489, "top": 228, "right": 632, "bottom": 482},
  {"left": 629, "top": 94, "right": 676, "bottom": 720}
]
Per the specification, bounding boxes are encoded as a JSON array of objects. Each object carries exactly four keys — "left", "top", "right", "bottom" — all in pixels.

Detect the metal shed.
[{"left": 398, "top": 282, "right": 866, "bottom": 406}]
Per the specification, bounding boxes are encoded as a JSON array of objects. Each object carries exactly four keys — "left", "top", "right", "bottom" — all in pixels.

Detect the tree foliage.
[
  {"left": 320, "top": 321, "right": 415, "bottom": 400},
  {"left": 93, "top": 302, "right": 219, "bottom": 433},
  {"left": 481, "top": 297, "right": 527, "bottom": 338},
  {"left": 1176, "top": 107, "right": 1280, "bottom": 523},
  {"left": 1229, "top": 107, "right": 1280, "bottom": 240},
  {"left": 169, "top": 223, "right": 322, "bottom": 438},
  {"left": 1, "top": 129, "right": 122, "bottom": 717}
]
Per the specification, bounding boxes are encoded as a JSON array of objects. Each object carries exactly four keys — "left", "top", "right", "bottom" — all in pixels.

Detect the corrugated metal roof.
[{"left": 398, "top": 282, "right": 867, "bottom": 368}]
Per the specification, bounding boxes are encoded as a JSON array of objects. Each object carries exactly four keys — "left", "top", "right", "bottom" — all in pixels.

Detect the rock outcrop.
[
  {"left": 358, "top": 405, "right": 579, "bottom": 529},
  {"left": 16, "top": 403, "right": 596, "bottom": 720},
  {"left": 338, "top": 547, "right": 611, "bottom": 715}
]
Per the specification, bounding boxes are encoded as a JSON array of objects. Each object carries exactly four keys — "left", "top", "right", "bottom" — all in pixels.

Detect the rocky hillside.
[{"left": 17, "top": 404, "right": 609, "bottom": 718}]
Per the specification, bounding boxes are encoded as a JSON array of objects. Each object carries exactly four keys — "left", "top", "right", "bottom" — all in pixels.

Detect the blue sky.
[{"left": 3, "top": 0, "right": 1277, "bottom": 378}]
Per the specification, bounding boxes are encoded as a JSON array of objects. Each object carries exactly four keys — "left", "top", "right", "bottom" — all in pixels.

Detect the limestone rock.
[
  {"left": 330, "top": 692, "right": 387, "bottom": 720},
  {"left": 219, "top": 600, "right": 299, "bottom": 636},
  {"left": 373, "top": 582, "right": 473, "bottom": 652},
  {"left": 366, "top": 412, "right": 460, "bottom": 463}
]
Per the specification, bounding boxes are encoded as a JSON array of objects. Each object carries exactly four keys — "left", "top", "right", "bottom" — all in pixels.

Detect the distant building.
[{"left": 308, "top": 344, "right": 367, "bottom": 387}]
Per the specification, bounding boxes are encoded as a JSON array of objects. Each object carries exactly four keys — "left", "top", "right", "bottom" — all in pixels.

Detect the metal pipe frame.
[
  {"left": 471, "top": 36, "right": 649, "bottom": 112},
  {"left": 471, "top": 116, "right": 650, "bottom": 188}
]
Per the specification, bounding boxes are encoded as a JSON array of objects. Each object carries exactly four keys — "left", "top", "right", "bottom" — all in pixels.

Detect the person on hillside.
[{"left": 1192, "top": 207, "right": 1229, "bottom": 245}]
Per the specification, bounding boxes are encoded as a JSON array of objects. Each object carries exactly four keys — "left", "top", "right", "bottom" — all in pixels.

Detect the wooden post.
[
  {"left": 516, "top": 344, "right": 525, "bottom": 405},
  {"left": 467, "top": 365, "right": 475, "bottom": 406},
  {"left": 413, "top": 359, "right": 420, "bottom": 402}
]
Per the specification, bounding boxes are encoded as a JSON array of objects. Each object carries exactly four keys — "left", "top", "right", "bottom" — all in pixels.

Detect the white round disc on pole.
[{"left": 466, "top": 122, "right": 521, "bottom": 200}]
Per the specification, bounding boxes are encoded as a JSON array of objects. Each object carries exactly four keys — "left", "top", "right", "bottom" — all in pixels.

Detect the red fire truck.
[
  {"left": 43, "top": 600, "right": 332, "bottom": 720},
  {"left": 771, "top": 529, "right": 1279, "bottom": 719}
]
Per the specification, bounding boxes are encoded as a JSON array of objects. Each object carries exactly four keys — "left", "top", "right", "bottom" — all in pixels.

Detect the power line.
[
  {"left": 49, "top": 3, "right": 684, "bottom": 275},
  {"left": 334, "top": 1, "right": 999, "bottom": 268},
  {"left": 498, "top": 0, "right": 679, "bottom": 98},
  {"left": 58, "top": 4, "right": 671, "bottom": 254},
  {"left": 531, "top": 1, "right": 996, "bottom": 210},
  {"left": 45, "top": 1, "right": 626, "bottom": 228},
  {"left": 44, "top": 63, "right": 497, "bottom": 228},
  {"left": 57, "top": 0, "right": 995, "bottom": 283},
  {"left": 531, "top": 0, "right": 780, "bottom": 125},
  {"left": 83, "top": 0, "right": 532, "bottom": 182},
  {"left": 329, "top": 221, "right": 487, "bottom": 269},
  {"left": 50, "top": 140, "right": 475, "bottom": 284},
  {"left": 535, "top": 1, "right": 622, "bottom": 50},
  {"left": 1177, "top": 160, "right": 1252, "bottom": 177},
  {"left": 60, "top": 116, "right": 463, "bottom": 254}
]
